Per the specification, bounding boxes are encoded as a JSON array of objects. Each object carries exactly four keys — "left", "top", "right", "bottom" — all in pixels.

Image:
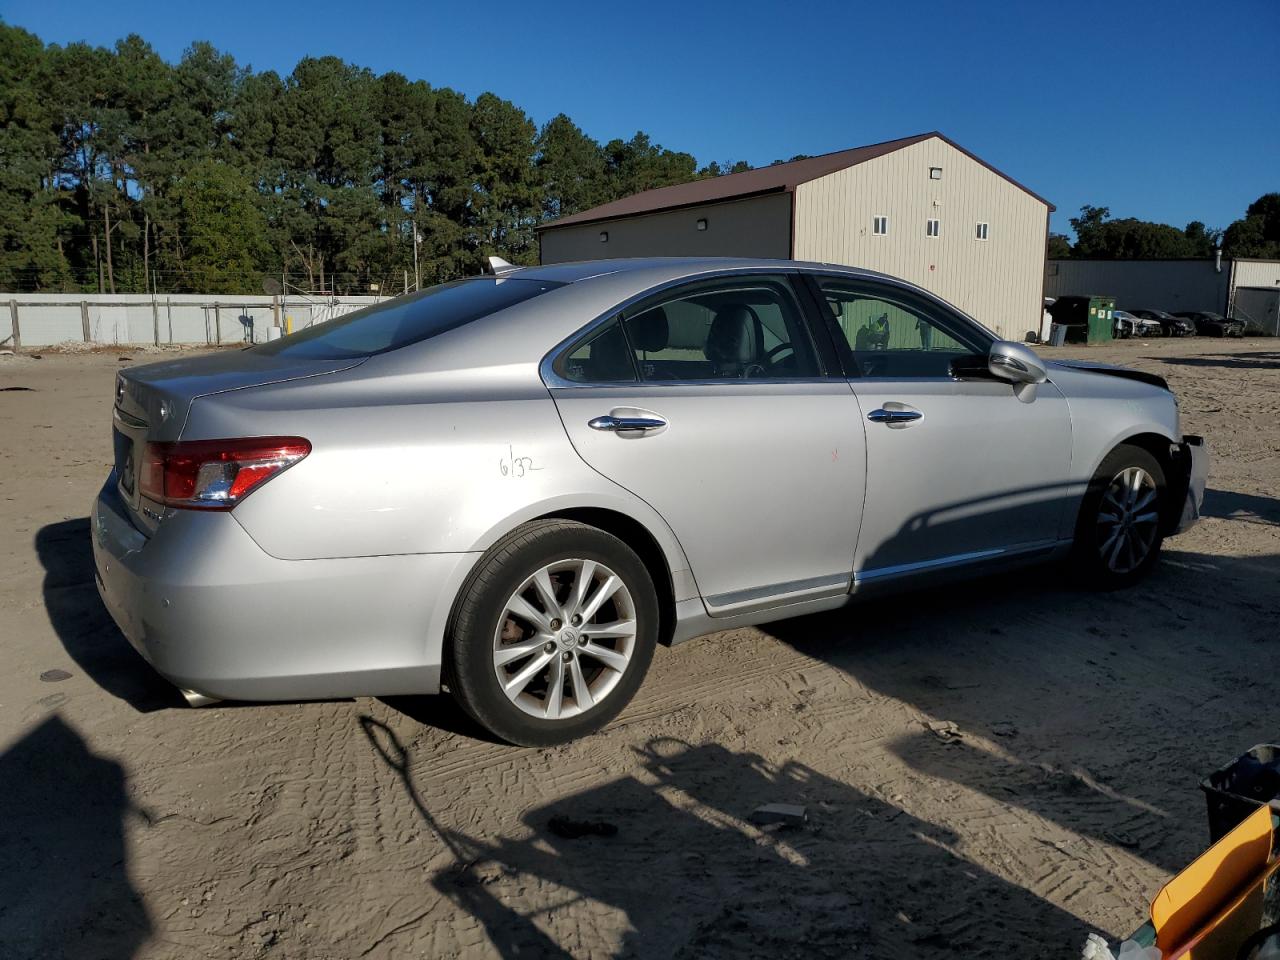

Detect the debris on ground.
[
  {"left": 39, "top": 669, "right": 71, "bottom": 682},
  {"left": 1081, "top": 932, "right": 1161, "bottom": 959},
  {"left": 546, "top": 815, "right": 618, "bottom": 839},
  {"left": 750, "top": 803, "right": 808, "bottom": 827},
  {"left": 1104, "top": 829, "right": 1141, "bottom": 849},
  {"left": 926, "top": 719, "right": 962, "bottom": 742}
]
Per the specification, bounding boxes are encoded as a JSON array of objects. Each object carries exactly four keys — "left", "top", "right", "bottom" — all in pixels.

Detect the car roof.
[{"left": 511, "top": 256, "right": 898, "bottom": 286}]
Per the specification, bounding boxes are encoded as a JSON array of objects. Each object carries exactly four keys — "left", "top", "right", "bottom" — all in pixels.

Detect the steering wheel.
[
  {"left": 741, "top": 343, "right": 799, "bottom": 379},
  {"left": 763, "top": 342, "right": 794, "bottom": 366}
]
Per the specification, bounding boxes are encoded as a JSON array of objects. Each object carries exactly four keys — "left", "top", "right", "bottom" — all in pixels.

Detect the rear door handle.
[
  {"left": 867, "top": 408, "right": 923, "bottom": 425},
  {"left": 589, "top": 414, "right": 667, "bottom": 432}
]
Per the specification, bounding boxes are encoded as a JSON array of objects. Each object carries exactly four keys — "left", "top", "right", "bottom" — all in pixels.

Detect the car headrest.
[
  {"left": 706, "top": 304, "right": 759, "bottom": 366},
  {"left": 629, "top": 306, "right": 669, "bottom": 353}
]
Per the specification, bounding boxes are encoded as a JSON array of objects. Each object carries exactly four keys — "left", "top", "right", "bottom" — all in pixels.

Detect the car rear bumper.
[
  {"left": 1167, "top": 436, "right": 1209, "bottom": 535},
  {"left": 92, "top": 474, "right": 473, "bottom": 702}
]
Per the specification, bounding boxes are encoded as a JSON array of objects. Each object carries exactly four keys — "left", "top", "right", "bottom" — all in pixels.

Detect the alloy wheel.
[
  {"left": 492, "top": 559, "right": 637, "bottom": 720},
  {"left": 1096, "top": 466, "right": 1160, "bottom": 573}
]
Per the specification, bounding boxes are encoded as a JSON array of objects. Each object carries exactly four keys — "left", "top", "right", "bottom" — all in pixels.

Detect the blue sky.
[{"left": 5, "top": 0, "right": 1275, "bottom": 237}]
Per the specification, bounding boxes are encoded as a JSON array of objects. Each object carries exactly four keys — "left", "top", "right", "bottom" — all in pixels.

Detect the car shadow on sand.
[
  {"left": 378, "top": 693, "right": 506, "bottom": 744},
  {"left": 34, "top": 517, "right": 184, "bottom": 712},
  {"left": 360, "top": 719, "right": 1092, "bottom": 959},
  {"left": 1202, "top": 487, "right": 1280, "bottom": 527},
  {"left": 1143, "top": 350, "right": 1280, "bottom": 370},
  {"left": 760, "top": 531, "right": 1280, "bottom": 884},
  {"left": 380, "top": 483, "right": 1280, "bottom": 955}
]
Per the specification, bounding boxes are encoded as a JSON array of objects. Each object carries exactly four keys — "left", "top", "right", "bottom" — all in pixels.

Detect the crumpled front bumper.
[{"left": 1167, "top": 435, "right": 1208, "bottom": 535}]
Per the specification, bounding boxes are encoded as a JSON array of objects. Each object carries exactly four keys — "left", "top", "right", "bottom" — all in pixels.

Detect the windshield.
[{"left": 253, "top": 277, "right": 565, "bottom": 360}]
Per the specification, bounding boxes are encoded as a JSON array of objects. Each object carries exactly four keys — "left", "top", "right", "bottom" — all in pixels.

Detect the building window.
[
  {"left": 929, "top": 167, "right": 942, "bottom": 180},
  {"left": 976, "top": 222, "right": 989, "bottom": 241},
  {"left": 696, "top": 218, "right": 707, "bottom": 231},
  {"left": 926, "top": 219, "right": 940, "bottom": 238},
  {"left": 599, "top": 231, "right": 608, "bottom": 243},
  {"left": 873, "top": 215, "right": 889, "bottom": 236}
]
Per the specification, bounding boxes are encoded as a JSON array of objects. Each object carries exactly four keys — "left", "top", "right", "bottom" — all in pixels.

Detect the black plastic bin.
[{"left": 1202, "top": 744, "right": 1280, "bottom": 843}]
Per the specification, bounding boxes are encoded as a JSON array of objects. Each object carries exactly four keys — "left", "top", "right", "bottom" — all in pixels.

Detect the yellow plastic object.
[
  {"left": 285, "top": 315, "right": 293, "bottom": 335},
  {"left": 1151, "top": 803, "right": 1273, "bottom": 955}
]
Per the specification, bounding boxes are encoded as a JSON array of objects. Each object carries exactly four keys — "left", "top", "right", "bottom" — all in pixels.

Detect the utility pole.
[
  {"left": 413, "top": 225, "right": 422, "bottom": 291},
  {"left": 403, "top": 270, "right": 408, "bottom": 295}
]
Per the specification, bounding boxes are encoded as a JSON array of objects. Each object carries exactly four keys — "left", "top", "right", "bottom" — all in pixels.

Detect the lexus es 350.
[{"left": 93, "top": 258, "right": 1208, "bottom": 745}]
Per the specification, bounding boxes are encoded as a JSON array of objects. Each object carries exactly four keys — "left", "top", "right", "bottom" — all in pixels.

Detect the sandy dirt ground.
[{"left": 0, "top": 337, "right": 1277, "bottom": 959}]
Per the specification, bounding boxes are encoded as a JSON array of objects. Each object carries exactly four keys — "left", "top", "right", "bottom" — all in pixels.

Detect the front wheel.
[
  {"left": 445, "top": 520, "right": 658, "bottom": 746},
  {"left": 1072, "top": 444, "right": 1167, "bottom": 588}
]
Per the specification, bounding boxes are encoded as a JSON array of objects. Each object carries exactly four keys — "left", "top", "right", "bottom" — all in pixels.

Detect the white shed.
[{"left": 537, "top": 132, "right": 1053, "bottom": 341}]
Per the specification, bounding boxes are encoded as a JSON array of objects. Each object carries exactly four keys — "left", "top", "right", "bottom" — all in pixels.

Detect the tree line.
[
  {"left": 4, "top": 23, "right": 1276, "bottom": 294},
  {"left": 0, "top": 24, "right": 752, "bottom": 295},
  {"left": 1049, "top": 194, "right": 1280, "bottom": 260}
]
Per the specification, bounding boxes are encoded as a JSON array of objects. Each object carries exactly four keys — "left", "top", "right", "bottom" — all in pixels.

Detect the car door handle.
[
  {"left": 588, "top": 414, "right": 667, "bottom": 432},
  {"left": 867, "top": 408, "right": 923, "bottom": 424}
]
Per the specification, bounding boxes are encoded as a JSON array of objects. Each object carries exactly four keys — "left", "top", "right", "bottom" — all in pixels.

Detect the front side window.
[
  {"left": 621, "top": 276, "right": 821, "bottom": 381},
  {"left": 926, "top": 218, "right": 940, "bottom": 238},
  {"left": 818, "top": 279, "right": 988, "bottom": 379},
  {"left": 253, "top": 277, "right": 564, "bottom": 360},
  {"left": 976, "top": 221, "right": 990, "bottom": 240},
  {"left": 873, "top": 215, "right": 889, "bottom": 236}
]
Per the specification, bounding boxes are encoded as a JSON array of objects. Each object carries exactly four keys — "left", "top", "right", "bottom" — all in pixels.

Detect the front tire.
[
  {"left": 445, "top": 520, "right": 658, "bottom": 746},
  {"left": 1072, "top": 444, "right": 1167, "bottom": 588}
]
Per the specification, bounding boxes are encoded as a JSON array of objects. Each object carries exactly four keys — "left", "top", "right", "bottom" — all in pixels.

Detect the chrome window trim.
[
  {"left": 539, "top": 264, "right": 1000, "bottom": 390},
  {"left": 546, "top": 376, "right": 844, "bottom": 391}
]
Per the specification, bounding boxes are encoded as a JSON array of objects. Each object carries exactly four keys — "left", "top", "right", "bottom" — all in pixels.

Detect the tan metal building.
[{"left": 537, "top": 132, "right": 1054, "bottom": 341}]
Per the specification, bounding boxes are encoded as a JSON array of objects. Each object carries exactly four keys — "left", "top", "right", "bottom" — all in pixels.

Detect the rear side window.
[
  {"left": 253, "top": 277, "right": 564, "bottom": 360},
  {"left": 561, "top": 320, "right": 636, "bottom": 383},
  {"left": 623, "top": 276, "right": 821, "bottom": 381}
]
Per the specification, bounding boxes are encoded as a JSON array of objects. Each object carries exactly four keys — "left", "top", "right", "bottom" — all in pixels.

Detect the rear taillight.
[{"left": 140, "top": 437, "right": 311, "bottom": 510}]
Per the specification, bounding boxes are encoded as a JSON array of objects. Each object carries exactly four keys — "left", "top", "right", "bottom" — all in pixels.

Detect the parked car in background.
[
  {"left": 1113, "top": 310, "right": 1162, "bottom": 339},
  {"left": 1130, "top": 309, "right": 1195, "bottom": 337},
  {"left": 93, "top": 257, "right": 1208, "bottom": 745},
  {"left": 1174, "top": 311, "right": 1244, "bottom": 337}
]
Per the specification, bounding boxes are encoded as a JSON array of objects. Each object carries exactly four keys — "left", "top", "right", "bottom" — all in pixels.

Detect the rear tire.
[
  {"left": 445, "top": 520, "right": 658, "bottom": 746},
  {"left": 1072, "top": 444, "right": 1166, "bottom": 589}
]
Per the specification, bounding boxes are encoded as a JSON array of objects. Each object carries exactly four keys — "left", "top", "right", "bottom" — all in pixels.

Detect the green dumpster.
[
  {"left": 1086, "top": 296, "right": 1116, "bottom": 343},
  {"left": 1048, "top": 295, "right": 1117, "bottom": 344}
]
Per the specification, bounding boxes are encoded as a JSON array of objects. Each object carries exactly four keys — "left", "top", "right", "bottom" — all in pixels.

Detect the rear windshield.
[{"left": 252, "top": 277, "right": 565, "bottom": 360}]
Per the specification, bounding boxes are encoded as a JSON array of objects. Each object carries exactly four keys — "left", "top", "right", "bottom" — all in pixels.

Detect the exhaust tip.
[{"left": 180, "top": 688, "right": 221, "bottom": 708}]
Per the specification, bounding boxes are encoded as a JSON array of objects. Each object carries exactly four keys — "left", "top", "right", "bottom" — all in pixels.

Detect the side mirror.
[{"left": 988, "top": 340, "right": 1047, "bottom": 384}]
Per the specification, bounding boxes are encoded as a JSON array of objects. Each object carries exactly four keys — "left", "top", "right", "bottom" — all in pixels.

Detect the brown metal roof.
[{"left": 538, "top": 131, "right": 1053, "bottom": 231}]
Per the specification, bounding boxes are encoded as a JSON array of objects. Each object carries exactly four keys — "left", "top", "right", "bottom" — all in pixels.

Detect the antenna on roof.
[{"left": 486, "top": 255, "right": 519, "bottom": 276}]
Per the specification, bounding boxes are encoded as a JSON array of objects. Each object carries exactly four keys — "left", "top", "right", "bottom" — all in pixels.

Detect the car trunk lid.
[{"left": 111, "top": 350, "right": 364, "bottom": 533}]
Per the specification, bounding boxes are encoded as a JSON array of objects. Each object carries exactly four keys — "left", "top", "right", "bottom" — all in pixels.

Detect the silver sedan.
[{"left": 93, "top": 258, "right": 1208, "bottom": 745}]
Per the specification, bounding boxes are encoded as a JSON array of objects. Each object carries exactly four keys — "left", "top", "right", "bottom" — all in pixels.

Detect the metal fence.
[{"left": 0, "top": 293, "right": 382, "bottom": 349}]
